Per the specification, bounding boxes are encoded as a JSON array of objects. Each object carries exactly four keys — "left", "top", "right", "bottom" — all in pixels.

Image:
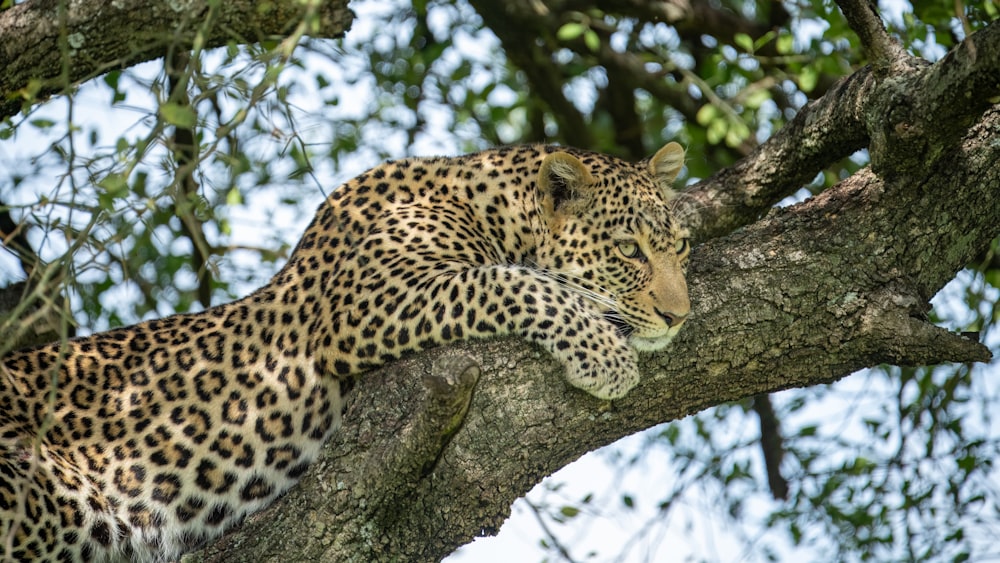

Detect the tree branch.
[
  {"left": 186, "top": 25, "right": 1000, "bottom": 558},
  {"left": 753, "top": 393, "right": 788, "bottom": 500},
  {"left": 0, "top": 0, "right": 353, "bottom": 120},
  {"left": 166, "top": 50, "right": 214, "bottom": 310}
]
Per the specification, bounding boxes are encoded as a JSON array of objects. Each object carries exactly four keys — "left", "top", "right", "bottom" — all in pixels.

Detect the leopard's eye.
[
  {"left": 616, "top": 241, "right": 644, "bottom": 260},
  {"left": 675, "top": 238, "right": 690, "bottom": 255}
]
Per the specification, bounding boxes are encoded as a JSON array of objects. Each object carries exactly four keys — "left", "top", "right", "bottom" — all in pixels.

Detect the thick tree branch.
[
  {"left": 0, "top": 0, "right": 353, "bottom": 120},
  {"left": 187, "top": 24, "right": 1000, "bottom": 559},
  {"left": 913, "top": 21, "right": 1000, "bottom": 152},
  {"left": 189, "top": 125, "right": 997, "bottom": 558}
]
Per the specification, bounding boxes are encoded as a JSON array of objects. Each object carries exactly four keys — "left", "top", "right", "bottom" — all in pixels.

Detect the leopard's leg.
[
  {"left": 432, "top": 265, "right": 641, "bottom": 399},
  {"left": 329, "top": 264, "right": 639, "bottom": 400}
]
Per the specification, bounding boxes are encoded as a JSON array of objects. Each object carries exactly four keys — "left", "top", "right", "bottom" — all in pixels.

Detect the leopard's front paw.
[{"left": 561, "top": 345, "right": 640, "bottom": 400}]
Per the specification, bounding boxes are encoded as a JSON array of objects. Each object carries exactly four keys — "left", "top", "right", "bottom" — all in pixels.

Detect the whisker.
[
  {"left": 601, "top": 310, "right": 634, "bottom": 338},
  {"left": 521, "top": 259, "right": 621, "bottom": 312}
]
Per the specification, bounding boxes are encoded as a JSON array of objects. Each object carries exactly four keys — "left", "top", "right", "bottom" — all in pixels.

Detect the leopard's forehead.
[
  {"left": 530, "top": 145, "right": 683, "bottom": 238},
  {"left": 457, "top": 144, "right": 638, "bottom": 175}
]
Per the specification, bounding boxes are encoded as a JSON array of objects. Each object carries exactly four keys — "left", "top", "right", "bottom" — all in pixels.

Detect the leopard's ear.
[
  {"left": 649, "top": 142, "right": 685, "bottom": 198},
  {"left": 538, "top": 151, "right": 594, "bottom": 214}
]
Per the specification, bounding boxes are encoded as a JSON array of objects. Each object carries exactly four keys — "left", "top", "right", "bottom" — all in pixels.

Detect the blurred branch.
[
  {"left": 0, "top": 201, "right": 35, "bottom": 276},
  {"left": 752, "top": 394, "right": 789, "bottom": 501},
  {"left": 0, "top": 0, "right": 354, "bottom": 120},
  {"left": 578, "top": 0, "right": 789, "bottom": 48},
  {"left": 166, "top": 49, "right": 213, "bottom": 309},
  {"left": 595, "top": 45, "right": 699, "bottom": 122},
  {"left": 526, "top": 500, "right": 580, "bottom": 563},
  {"left": 466, "top": 0, "right": 594, "bottom": 146},
  {"left": 598, "top": 60, "right": 645, "bottom": 158}
]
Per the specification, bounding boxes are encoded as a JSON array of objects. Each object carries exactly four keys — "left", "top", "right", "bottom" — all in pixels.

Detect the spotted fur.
[{"left": 0, "top": 143, "right": 690, "bottom": 561}]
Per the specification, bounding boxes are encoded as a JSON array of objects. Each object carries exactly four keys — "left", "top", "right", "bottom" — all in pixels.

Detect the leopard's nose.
[{"left": 655, "top": 308, "right": 688, "bottom": 328}]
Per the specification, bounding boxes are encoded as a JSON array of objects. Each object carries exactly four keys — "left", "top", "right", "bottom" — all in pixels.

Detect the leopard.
[{"left": 0, "top": 142, "right": 691, "bottom": 562}]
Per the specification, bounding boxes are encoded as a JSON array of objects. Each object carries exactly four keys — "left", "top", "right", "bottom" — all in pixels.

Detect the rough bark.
[
  {"left": 185, "top": 20, "right": 1000, "bottom": 563},
  {"left": 0, "top": 0, "right": 354, "bottom": 120}
]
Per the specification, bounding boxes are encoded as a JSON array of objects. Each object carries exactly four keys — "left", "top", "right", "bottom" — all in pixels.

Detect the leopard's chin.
[
  {"left": 604, "top": 313, "right": 684, "bottom": 351},
  {"left": 628, "top": 324, "right": 684, "bottom": 352},
  {"left": 628, "top": 334, "right": 672, "bottom": 352}
]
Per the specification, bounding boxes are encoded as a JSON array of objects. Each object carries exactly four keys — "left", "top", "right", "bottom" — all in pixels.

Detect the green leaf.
[
  {"left": 707, "top": 118, "right": 727, "bottom": 144},
  {"left": 659, "top": 423, "right": 680, "bottom": 444},
  {"left": 622, "top": 495, "right": 634, "bottom": 509},
  {"left": 734, "top": 33, "right": 754, "bottom": 52},
  {"left": 799, "top": 66, "right": 819, "bottom": 93},
  {"left": 96, "top": 173, "right": 129, "bottom": 209},
  {"left": 754, "top": 30, "right": 777, "bottom": 51},
  {"left": 103, "top": 71, "right": 120, "bottom": 90},
  {"left": 776, "top": 33, "right": 794, "bottom": 55},
  {"left": 19, "top": 78, "right": 43, "bottom": 101},
  {"left": 583, "top": 29, "right": 600, "bottom": 52},
  {"left": 984, "top": 268, "right": 1000, "bottom": 290},
  {"left": 226, "top": 188, "right": 244, "bottom": 206},
  {"left": 695, "top": 104, "right": 718, "bottom": 126},
  {"left": 160, "top": 103, "right": 197, "bottom": 128},
  {"left": 559, "top": 506, "right": 580, "bottom": 518},
  {"left": 556, "top": 23, "right": 585, "bottom": 41},
  {"left": 743, "top": 88, "right": 771, "bottom": 109},
  {"left": 725, "top": 120, "right": 751, "bottom": 147}
]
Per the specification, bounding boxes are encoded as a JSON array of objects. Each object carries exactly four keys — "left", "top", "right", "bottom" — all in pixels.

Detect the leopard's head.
[{"left": 535, "top": 142, "right": 691, "bottom": 351}]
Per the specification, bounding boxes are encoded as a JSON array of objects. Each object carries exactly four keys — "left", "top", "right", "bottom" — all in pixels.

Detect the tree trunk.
[{"left": 185, "top": 19, "right": 1000, "bottom": 563}]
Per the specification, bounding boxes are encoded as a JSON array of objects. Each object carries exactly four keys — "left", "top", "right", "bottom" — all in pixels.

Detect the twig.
[
  {"left": 834, "top": 0, "right": 910, "bottom": 74},
  {"left": 526, "top": 499, "right": 580, "bottom": 563}
]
